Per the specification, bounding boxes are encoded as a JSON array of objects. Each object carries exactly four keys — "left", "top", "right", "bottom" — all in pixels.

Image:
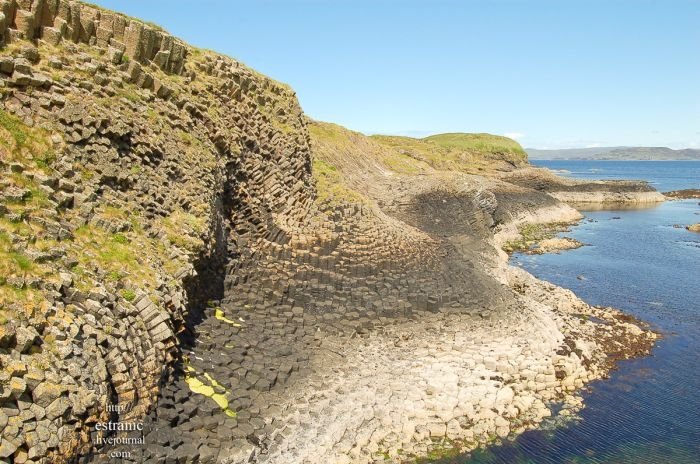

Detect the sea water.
[{"left": 448, "top": 161, "right": 700, "bottom": 464}]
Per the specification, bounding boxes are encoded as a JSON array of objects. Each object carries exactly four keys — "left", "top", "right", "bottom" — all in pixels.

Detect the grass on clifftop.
[
  {"left": 310, "top": 121, "right": 427, "bottom": 176},
  {"left": 79, "top": 2, "right": 166, "bottom": 32},
  {"left": 371, "top": 131, "right": 527, "bottom": 174},
  {"left": 308, "top": 121, "right": 528, "bottom": 208},
  {"left": 424, "top": 133, "right": 527, "bottom": 160},
  {"left": 310, "top": 121, "right": 424, "bottom": 205}
]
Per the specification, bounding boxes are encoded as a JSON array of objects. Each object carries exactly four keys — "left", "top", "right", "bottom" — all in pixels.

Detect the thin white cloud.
[
  {"left": 585, "top": 143, "right": 602, "bottom": 148},
  {"left": 503, "top": 132, "right": 525, "bottom": 140}
]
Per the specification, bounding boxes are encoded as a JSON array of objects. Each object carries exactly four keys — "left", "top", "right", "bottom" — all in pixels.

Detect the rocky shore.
[
  {"left": 501, "top": 167, "right": 666, "bottom": 204},
  {"left": 0, "top": 3, "right": 659, "bottom": 464},
  {"left": 252, "top": 217, "right": 656, "bottom": 464},
  {"left": 531, "top": 236, "right": 583, "bottom": 254},
  {"left": 664, "top": 189, "right": 700, "bottom": 200},
  {"left": 497, "top": 220, "right": 583, "bottom": 255},
  {"left": 123, "top": 171, "right": 657, "bottom": 464}
]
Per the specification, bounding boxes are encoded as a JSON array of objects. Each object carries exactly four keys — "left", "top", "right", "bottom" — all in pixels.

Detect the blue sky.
[{"left": 91, "top": 1, "right": 699, "bottom": 149}]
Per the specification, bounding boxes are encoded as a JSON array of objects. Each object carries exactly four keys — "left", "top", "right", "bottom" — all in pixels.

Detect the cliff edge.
[{"left": 1, "top": 1, "right": 313, "bottom": 461}]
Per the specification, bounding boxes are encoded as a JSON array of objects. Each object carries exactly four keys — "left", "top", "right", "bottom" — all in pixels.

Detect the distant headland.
[{"left": 526, "top": 146, "right": 700, "bottom": 161}]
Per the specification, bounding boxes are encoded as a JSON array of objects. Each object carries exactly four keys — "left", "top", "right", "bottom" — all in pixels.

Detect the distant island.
[{"left": 526, "top": 146, "right": 700, "bottom": 161}]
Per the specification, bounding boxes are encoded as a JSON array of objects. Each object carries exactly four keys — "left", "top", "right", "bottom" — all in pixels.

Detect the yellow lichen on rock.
[
  {"left": 214, "top": 307, "right": 241, "bottom": 326},
  {"left": 184, "top": 364, "right": 237, "bottom": 418}
]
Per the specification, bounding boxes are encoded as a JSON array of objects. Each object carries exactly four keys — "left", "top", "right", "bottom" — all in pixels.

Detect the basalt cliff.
[{"left": 0, "top": 2, "right": 660, "bottom": 464}]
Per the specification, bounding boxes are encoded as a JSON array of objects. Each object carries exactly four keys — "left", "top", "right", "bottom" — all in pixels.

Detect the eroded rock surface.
[
  {"left": 501, "top": 167, "right": 665, "bottom": 204},
  {"left": 665, "top": 189, "right": 700, "bottom": 200}
]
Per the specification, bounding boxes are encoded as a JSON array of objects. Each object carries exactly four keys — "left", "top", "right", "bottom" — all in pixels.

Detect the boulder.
[
  {"left": 0, "top": 437, "right": 19, "bottom": 459},
  {"left": 0, "top": 325, "right": 14, "bottom": 348},
  {"left": 8, "top": 377, "right": 27, "bottom": 399},
  {"left": 15, "top": 326, "right": 40, "bottom": 353},
  {"left": 0, "top": 57, "right": 14, "bottom": 75},
  {"left": 14, "top": 10, "right": 35, "bottom": 40},
  {"left": 32, "top": 382, "right": 63, "bottom": 408},
  {"left": 45, "top": 397, "right": 71, "bottom": 420},
  {"left": 42, "top": 26, "right": 63, "bottom": 46},
  {"left": 12, "top": 57, "right": 33, "bottom": 75}
]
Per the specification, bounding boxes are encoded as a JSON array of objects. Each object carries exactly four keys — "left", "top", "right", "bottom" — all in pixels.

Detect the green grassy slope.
[
  {"left": 370, "top": 131, "right": 527, "bottom": 174},
  {"left": 424, "top": 132, "right": 527, "bottom": 161},
  {"left": 308, "top": 121, "right": 529, "bottom": 206}
]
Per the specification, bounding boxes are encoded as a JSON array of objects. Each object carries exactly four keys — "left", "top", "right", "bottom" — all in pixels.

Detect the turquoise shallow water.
[{"left": 443, "top": 161, "right": 700, "bottom": 463}]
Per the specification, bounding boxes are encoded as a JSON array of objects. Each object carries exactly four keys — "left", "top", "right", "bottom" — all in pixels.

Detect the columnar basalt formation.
[
  {"left": 0, "top": 0, "right": 187, "bottom": 74},
  {"left": 0, "top": 2, "right": 313, "bottom": 461},
  {"left": 500, "top": 167, "right": 666, "bottom": 204},
  {"left": 0, "top": 3, "right": 659, "bottom": 464},
  {"left": 107, "top": 123, "right": 655, "bottom": 463}
]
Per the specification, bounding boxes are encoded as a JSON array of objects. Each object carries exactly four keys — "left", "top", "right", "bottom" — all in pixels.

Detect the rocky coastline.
[
  {"left": 500, "top": 167, "right": 666, "bottom": 204},
  {"left": 249, "top": 198, "right": 658, "bottom": 464},
  {"left": 664, "top": 189, "right": 700, "bottom": 200},
  {"left": 0, "top": 3, "right": 659, "bottom": 464}
]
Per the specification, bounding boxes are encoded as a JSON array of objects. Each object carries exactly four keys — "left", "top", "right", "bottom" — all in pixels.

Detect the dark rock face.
[
  {"left": 0, "top": 2, "right": 313, "bottom": 462},
  {"left": 501, "top": 167, "right": 658, "bottom": 193},
  {"left": 108, "top": 196, "right": 515, "bottom": 462},
  {"left": 395, "top": 189, "right": 495, "bottom": 237}
]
